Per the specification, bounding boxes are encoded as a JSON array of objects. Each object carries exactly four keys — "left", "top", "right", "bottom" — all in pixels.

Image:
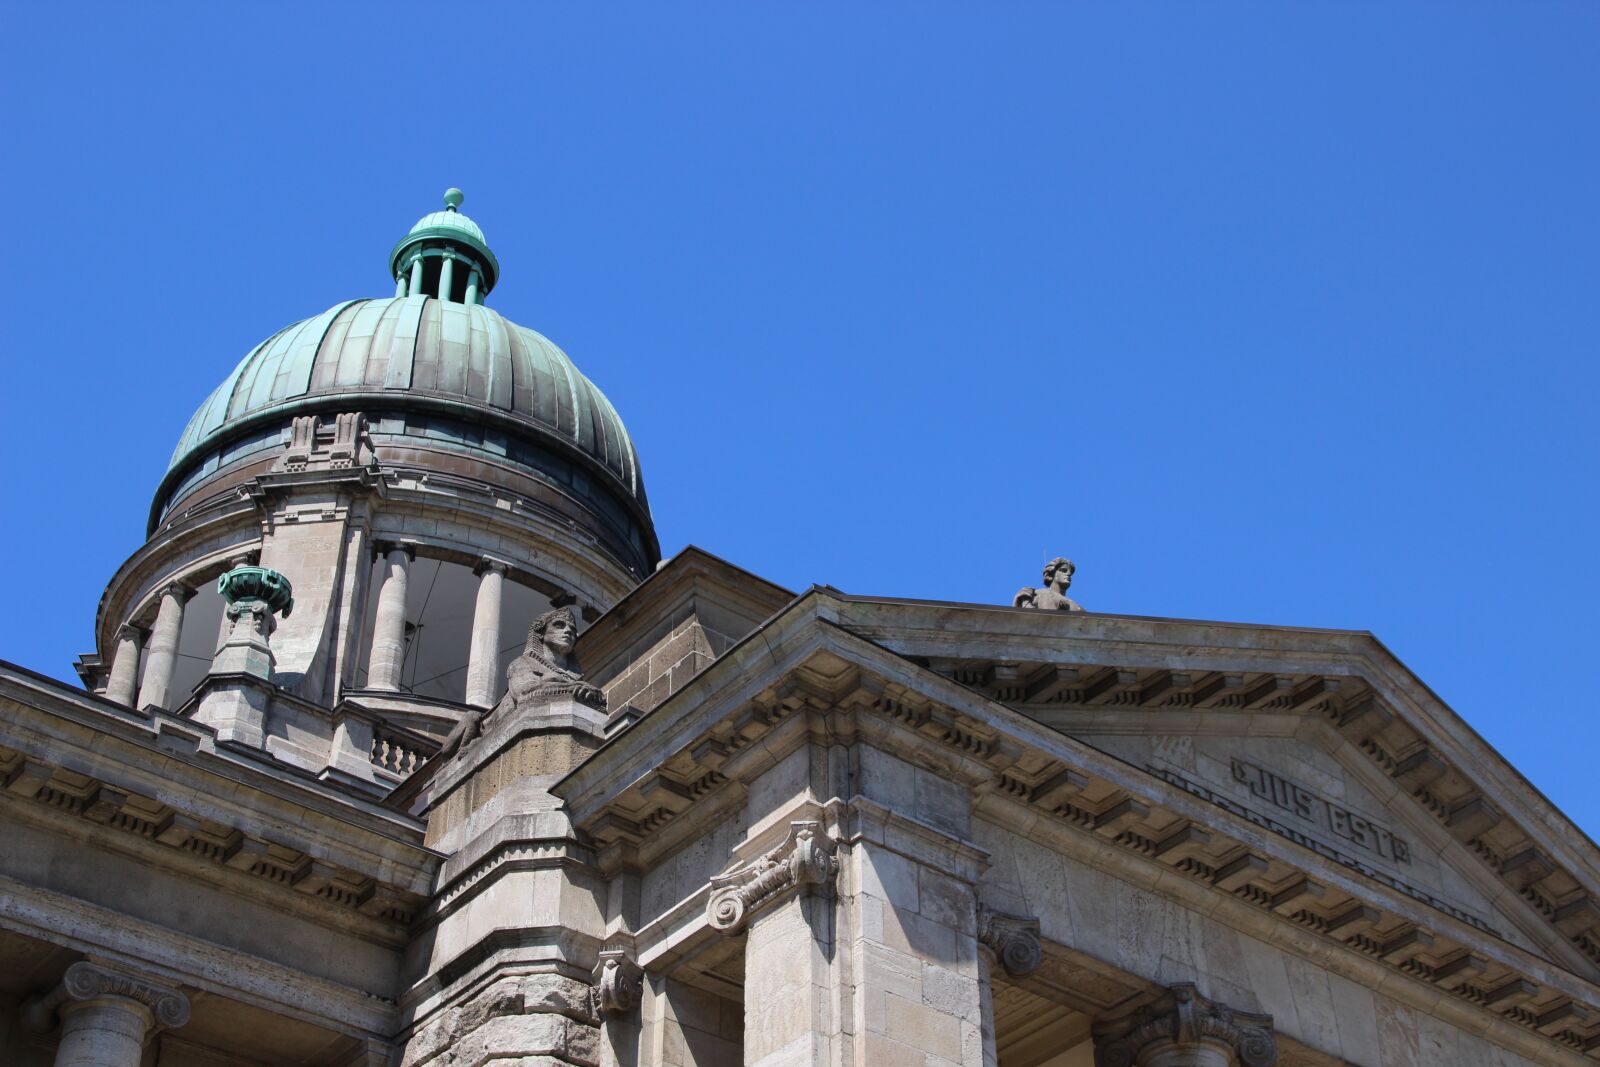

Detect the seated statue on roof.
[
  {"left": 1014, "top": 557, "right": 1085, "bottom": 612},
  {"left": 438, "top": 606, "right": 605, "bottom": 762}
]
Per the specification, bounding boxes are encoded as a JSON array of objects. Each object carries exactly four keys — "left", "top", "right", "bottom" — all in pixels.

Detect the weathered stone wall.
[{"left": 603, "top": 616, "right": 722, "bottom": 716}]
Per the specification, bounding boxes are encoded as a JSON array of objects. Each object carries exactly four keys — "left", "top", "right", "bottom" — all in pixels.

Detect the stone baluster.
[
  {"left": 103, "top": 624, "right": 145, "bottom": 707},
  {"left": 22, "top": 961, "right": 190, "bottom": 1067},
  {"left": 465, "top": 558, "right": 508, "bottom": 708},
  {"left": 1092, "top": 983, "right": 1276, "bottom": 1067},
  {"left": 368, "top": 543, "right": 414, "bottom": 691},
  {"left": 137, "top": 583, "right": 192, "bottom": 711}
]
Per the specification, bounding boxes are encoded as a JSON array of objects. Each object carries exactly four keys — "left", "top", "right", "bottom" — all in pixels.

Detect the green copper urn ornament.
[{"left": 217, "top": 566, "right": 294, "bottom": 618}]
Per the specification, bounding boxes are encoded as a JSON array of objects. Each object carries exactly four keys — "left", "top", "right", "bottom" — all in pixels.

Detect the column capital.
[
  {"left": 114, "top": 621, "right": 148, "bottom": 642},
  {"left": 1093, "top": 983, "right": 1275, "bottom": 1067},
  {"left": 707, "top": 820, "right": 839, "bottom": 935},
  {"left": 977, "top": 905, "right": 1041, "bottom": 978},
  {"left": 592, "top": 948, "right": 643, "bottom": 1018},
  {"left": 23, "top": 961, "right": 191, "bottom": 1032},
  {"left": 158, "top": 581, "right": 195, "bottom": 603},
  {"left": 474, "top": 555, "right": 511, "bottom": 578},
  {"left": 374, "top": 540, "right": 417, "bottom": 561}
]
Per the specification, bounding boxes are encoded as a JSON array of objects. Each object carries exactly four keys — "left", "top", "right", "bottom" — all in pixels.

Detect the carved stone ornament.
[
  {"left": 706, "top": 820, "right": 839, "bottom": 935},
  {"left": 1014, "top": 556, "right": 1084, "bottom": 612},
  {"left": 23, "top": 961, "right": 191, "bottom": 1031},
  {"left": 977, "top": 907, "right": 1042, "bottom": 978},
  {"left": 593, "top": 949, "right": 643, "bottom": 1019},
  {"left": 1093, "top": 983, "right": 1276, "bottom": 1067},
  {"left": 273, "top": 411, "right": 376, "bottom": 473}
]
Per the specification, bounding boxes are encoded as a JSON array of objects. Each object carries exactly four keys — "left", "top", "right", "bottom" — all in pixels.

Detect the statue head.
[
  {"left": 1042, "top": 557, "right": 1075, "bottom": 590},
  {"left": 527, "top": 607, "right": 578, "bottom": 662}
]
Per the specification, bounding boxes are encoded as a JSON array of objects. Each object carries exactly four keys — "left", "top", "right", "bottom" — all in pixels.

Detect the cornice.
[{"left": 0, "top": 666, "right": 435, "bottom": 929}]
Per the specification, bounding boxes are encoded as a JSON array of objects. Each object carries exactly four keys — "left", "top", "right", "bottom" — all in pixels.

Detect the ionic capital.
[
  {"left": 593, "top": 949, "right": 643, "bottom": 1018},
  {"left": 1093, "top": 983, "right": 1275, "bottom": 1067},
  {"left": 22, "top": 961, "right": 191, "bottom": 1032},
  {"left": 706, "top": 820, "right": 839, "bottom": 935},
  {"left": 977, "top": 906, "right": 1041, "bottom": 978}
]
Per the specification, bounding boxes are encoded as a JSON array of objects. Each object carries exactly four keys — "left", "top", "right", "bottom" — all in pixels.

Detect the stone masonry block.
[
  {"left": 882, "top": 992, "right": 962, "bottom": 1061},
  {"left": 918, "top": 867, "right": 976, "bottom": 936}
]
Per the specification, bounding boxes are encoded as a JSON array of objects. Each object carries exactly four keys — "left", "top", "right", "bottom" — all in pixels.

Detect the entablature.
[{"left": 0, "top": 663, "right": 438, "bottom": 939}]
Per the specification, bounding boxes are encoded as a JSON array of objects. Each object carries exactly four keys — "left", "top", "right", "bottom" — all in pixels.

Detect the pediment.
[
  {"left": 822, "top": 594, "right": 1600, "bottom": 976},
  {"left": 558, "top": 588, "right": 1600, "bottom": 1058}
]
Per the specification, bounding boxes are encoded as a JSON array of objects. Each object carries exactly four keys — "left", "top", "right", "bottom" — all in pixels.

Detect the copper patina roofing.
[{"left": 167, "top": 295, "right": 644, "bottom": 503}]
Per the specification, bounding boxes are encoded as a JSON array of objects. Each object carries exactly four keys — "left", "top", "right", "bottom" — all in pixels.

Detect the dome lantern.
[{"left": 389, "top": 188, "right": 500, "bottom": 304}]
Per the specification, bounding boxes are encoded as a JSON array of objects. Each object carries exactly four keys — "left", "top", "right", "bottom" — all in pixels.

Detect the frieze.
[
  {"left": 1230, "top": 757, "right": 1411, "bottom": 865},
  {"left": 1147, "top": 764, "right": 1496, "bottom": 935}
]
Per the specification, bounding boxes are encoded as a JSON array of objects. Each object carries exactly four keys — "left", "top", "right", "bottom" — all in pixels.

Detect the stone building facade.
[{"left": 2, "top": 193, "right": 1598, "bottom": 1067}]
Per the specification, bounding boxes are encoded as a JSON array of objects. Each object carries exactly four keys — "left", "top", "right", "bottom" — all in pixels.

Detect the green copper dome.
[
  {"left": 156, "top": 295, "right": 656, "bottom": 569},
  {"left": 151, "top": 190, "right": 658, "bottom": 575}
]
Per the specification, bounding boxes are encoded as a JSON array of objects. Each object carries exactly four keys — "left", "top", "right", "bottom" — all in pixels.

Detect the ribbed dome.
[
  {"left": 408, "top": 208, "right": 486, "bottom": 244},
  {"left": 162, "top": 296, "right": 649, "bottom": 538}
]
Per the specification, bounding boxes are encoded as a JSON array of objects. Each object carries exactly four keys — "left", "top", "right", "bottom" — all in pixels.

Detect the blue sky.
[{"left": 1, "top": 6, "right": 1596, "bottom": 835}]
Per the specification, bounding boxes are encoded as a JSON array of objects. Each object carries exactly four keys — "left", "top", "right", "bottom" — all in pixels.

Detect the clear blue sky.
[{"left": 1, "top": 6, "right": 1596, "bottom": 834}]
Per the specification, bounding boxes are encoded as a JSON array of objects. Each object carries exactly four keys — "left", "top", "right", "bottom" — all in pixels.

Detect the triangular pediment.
[
  {"left": 557, "top": 586, "right": 1600, "bottom": 1057},
  {"left": 817, "top": 593, "right": 1600, "bottom": 973}
]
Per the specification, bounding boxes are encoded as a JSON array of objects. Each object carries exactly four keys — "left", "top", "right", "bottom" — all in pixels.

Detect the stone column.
[
  {"left": 367, "top": 543, "right": 414, "bottom": 691},
  {"left": 137, "top": 583, "right": 192, "bottom": 711},
  {"left": 1092, "top": 984, "right": 1276, "bottom": 1067},
  {"left": 465, "top": 559, "right": 508, "bottom": 708},
  {"left": 438, "top": 256, "right": 456, "bottom": 303},
  {"left": 24, "top": 961, "right": 190, "bottom": 1067},
  {"left": 103, "top": 625, "right": 144, "bottom": 707}
]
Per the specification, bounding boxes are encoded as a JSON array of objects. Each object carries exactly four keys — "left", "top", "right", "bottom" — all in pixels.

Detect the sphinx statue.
[
  {"left": 438, "top": 606, "right": 605, "bottom": 762},
  {"left": 1014, "top": 557, "right": 1084, "bottom": 612}
]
